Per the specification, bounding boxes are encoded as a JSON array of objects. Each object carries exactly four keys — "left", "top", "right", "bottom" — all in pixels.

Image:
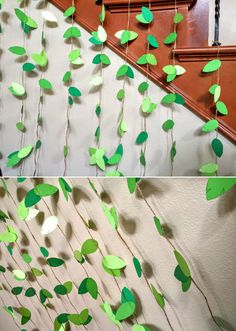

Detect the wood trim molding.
[
  {"left": 104, "top": 0, "right": 197, "bottom": 12},
  {"left": 175, "top": 46, "right": 236, "bottom": 61}
]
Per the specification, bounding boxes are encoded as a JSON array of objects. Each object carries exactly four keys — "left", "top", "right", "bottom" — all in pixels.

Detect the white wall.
[
  {"left": 0, "top": 178, "right": 236, "bottom": 331},
  {"left": 209, "top": 0, "right": 236, "bottom": 45},
  {"left": 0, "top": 1, "right": 236, "bottom": 176}
]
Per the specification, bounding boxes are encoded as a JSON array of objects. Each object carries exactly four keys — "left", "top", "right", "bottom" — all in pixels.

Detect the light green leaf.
[
  {"left": 202, "top": 59, "right": 221, "bottom": 73},
  {"left": 206, "top": 178, "right": 236, "bottom": 200},
  {"left": 199, "top": 163, "right": 218, "bottom": 175},
  {"left": 164, "top": 32, "right": 177, "bottom": 44},
  {"left": 216, "top": 101, "right": 228, "bottom": 115},
  {"left": 202, "top": 119, "right": 218, "bottom": 132},
  {"left": 150, "top": 284, "right": 165, "bottom": 309},
  {"left": 9, "top": 46, "right": 26, "bottom": 56},
  {"left": 102, "top": 255, "right": 126, "bottom": 270}
]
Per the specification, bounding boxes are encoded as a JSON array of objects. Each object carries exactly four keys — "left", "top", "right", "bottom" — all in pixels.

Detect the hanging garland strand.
[
  {"left": 113, "top": 0, "right": 132, "bottom": 176},
  {"left": 88, "top": 179, "right": 175, "bottom": 331},
  {"left": 63, "top": 0, "right": 83, "bottom": 176},
  {"left": 161, "top": 2, "right": 186, "bottom": 176},
  {"left": 6, "top": 2, "right": 39, "bottom": 172},
  {"left": 18, "top": 0, "right": 27, "bottom": 176},
  {"left": 88, "top": 2, "right": 111, "bottom": 175},
  {"left": 127, "top": 179, "right": 225, "bottom": 331},
  {"left": 91, "top": 1, "right": 108, "bottom": 176},
  {"left": 135, "top": 4, "right": 158, "bottom": 176},
  {"left": 33, "top": 0, "right": 48, "bottom": 176},
  {"left": 199, "top": 49, "right": 227, "bottom": 176}
]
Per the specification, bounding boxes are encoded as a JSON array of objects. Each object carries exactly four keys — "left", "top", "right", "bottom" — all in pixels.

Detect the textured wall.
[
  {"left": 0, "top": 1, "right": 236, "bottom": 176},
  {"left": 0, "top": 178, "right": 236, "bottom": 331}
]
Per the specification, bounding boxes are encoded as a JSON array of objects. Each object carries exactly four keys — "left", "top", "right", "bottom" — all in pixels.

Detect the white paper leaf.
[
  {"left": 115, "top": 30, "right": 125, "bottom": 39},
  {"left": 71, "top": 57, "right": 84, "bottom": 65},
  {"left": 175, "top": 65, "right": 186, "bottom": 76},
  {"left": 98, "top": 25, "right": 107, "bottom": 42},
  {"left": 41, "top": 216, "right": 58, "bottom": 235},
  {"left": 42, "top": 11, "right": 58, "bottom": 23},
  {"left": 25, "top": 208, "right": 39, "bottom": 221},
  {"left": 89, "top": 75, "right": 103, "bottom": 87}
]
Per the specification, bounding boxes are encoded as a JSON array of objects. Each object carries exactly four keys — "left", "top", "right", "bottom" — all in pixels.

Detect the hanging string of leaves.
[
  {"left": 127, "top": 178, "right": 225, "bottom": 331},
  {"left": 63, "top": 0, "right": 83, "bottom": 175},
  {"left": 161, "top": 8, "right": 185, "bottom": 175},
  {"left": 136, "top": 5, "right": 157, "bottom": 175},
  {"left": 32, "top": 0, "right": 49, "bottom": 176},
  {"left": 90, "top": 1, "right": 108, "bottom": 176},
  {"left": 199, "top": 57, "right": 227, "bottom": 175}
]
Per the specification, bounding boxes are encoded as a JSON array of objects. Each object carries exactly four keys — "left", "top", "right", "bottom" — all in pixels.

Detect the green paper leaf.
[
  {"left": 9, "top": 46, "right": 26, "bottom": 55},
  {"left": 64, "top": 6, "right": 75, "bottom": 17},
  {"left": 40, "top": 246, "right": 49, "bottom": 258},
  {"left": 115, "top": 301, "right": 136, "bottom": 321},
  {"left": 202, "top": 119, "right": 218, "bottom": 132},
  {"left": 162, "top": 119, "right": 175, "bottom": 132},
  {"left": 63, "top": 71, "right": 71, "bottom": 83},
  {"left": 161, "top": 93, "right": 176, "bottom": 104},
  {"left": 121, "top": 287, "right": 136, "bottom": 304},
  {"left": 102, "top": 203, "right": 119, "bottom": 229},
  {"left": 31, "top": 267, "right": 43, "bottom": 277},
  {"left": 127, "top": 178, "right": 140, "bottom": 193},
  {"left": 182, "top": 277, "right": 192, "bottom": 292},
  {"left": 25, "top": 189, "right": 41, "bottom": 207},
  {"left": 16, "top": 122, "right": 25, "bottom": 132},
  {"left": 153, "top": 216, "right": 165, "bottom": 236},
  {"left": 206, "top": 178, "right": 236, "bottom": 200},
  {"left": 74, "top": 250, "right": 84, "bottom": 263},
  {"left": 116, "top": 65, "right": 134, "bottom": 79},
  {"left": 138, "top": 81, "right": 149, "bottom": 93},
  {"left": 174, "top": 265, "right": 189, "bottom": 283},
  {"left": 199, "top": 163, "right": 218, "bottom": 175},
  {"left": 150, "top": 284, "right": 165, "bottom": 309},
  {"left": 31, "top": 50, "right": 48, "bottom": 67},
  {"left": 81, "top": 239, "right": 98, "bottom": 255},
  {"left": 102, "top": 255, "right": 126, "bottom": 270},
  {"left": 39, "top": 78, "right": 52, "bottom": 90},
  {"left": 25, "top": 287, "right": 36, "bottom": 297},
  {"left": 164, "top": 32, "right": 177, "bottom": 44},
  {"left": 9, "top": 82, "right": 25, "bottom": 96},
  {"left": 133, "top": 257, "right": 142, "bottom": 278},
  {"left": 58, "top": 178, "right": 72, "bottom": 201},
  {"left": 135, "top": 131, "right": 148, "bottom": 145},
  {"left": 34, "top": 183, "right": 58, "bottom": 197},
  {"left": 202, "top": 59, "right": 221, "bottom": 73},
  {"left": 163, "top": 65, "right": 176, "bottom": 75},
  {"left": 47, "top": 257, "right": 64, "bottom": 267},
  {"left": 174, "top": 250, "right": 191, "bottom": 277},
  {"left": 22, "top": 253, "right": 32, "bottom": 264},
  {"left": 11, "top": 287, "right": 23, "bottom": 296},
  {"left": 69, "top": 86, "right": 81, "bottom": 97},
  {"left": 147, "top": 34, "right": 159, "bottom": 48},
  {"left": 78, "top": 278, "right": 98, "bottom": 300},
  {"left": 211, "top": 138, "right": 223, "bottom": 157},
  {"left": 216, "top": 101, "right": 228, "bottom": 115},
  {"left": 69, "top": 309, "right": 89, "bottom": 326},
  {"left": 18, "top": 145, "right": 33, "bottom": 159},
  {"left": 174, "top": 12, "right": 184, "bottom": 24},
  {"left": 100, "top": 4, "right": 106, "bottom": 23},
  {"left": 140, "top": 150, "right": 146, "bottom": 166},
  {"left": 63, "top": 26, "right": 81, "bottom": 38},
  {"left": 117, "top": 89, "right": 125, "bottom": 101},
  {"left": 54, "top": 284, "right": 67, "bottom": 295},
  {"left": 209, "top": 84, "right": 221, "bottom": 102}
]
